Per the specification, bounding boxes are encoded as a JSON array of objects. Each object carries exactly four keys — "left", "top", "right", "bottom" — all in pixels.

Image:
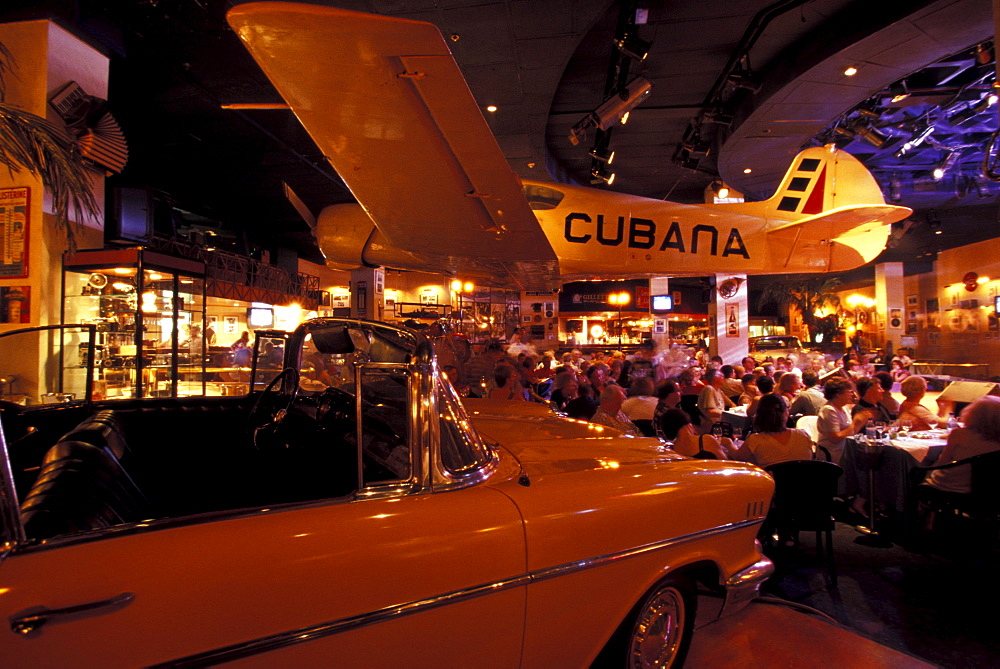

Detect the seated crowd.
[{"left": 455, "top": 339, "right": 999, "bottom": 493}]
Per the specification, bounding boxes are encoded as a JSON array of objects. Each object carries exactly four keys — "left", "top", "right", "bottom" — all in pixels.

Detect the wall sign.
[
  {"left": 726, "top": 303, "right": 739, "bottom": 337},
  {"left": 0, "top": 187, "right": 29, "bottom": 279}
]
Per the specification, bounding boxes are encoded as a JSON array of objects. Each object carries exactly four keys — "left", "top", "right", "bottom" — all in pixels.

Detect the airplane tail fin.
[{"left": 761, "top": 144, "right": 892, "bottom": 217}]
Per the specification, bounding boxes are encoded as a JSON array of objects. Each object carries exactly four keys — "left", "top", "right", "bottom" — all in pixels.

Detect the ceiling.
[{"left": 1, "top": 0, "right": 996, "bottom": 282}]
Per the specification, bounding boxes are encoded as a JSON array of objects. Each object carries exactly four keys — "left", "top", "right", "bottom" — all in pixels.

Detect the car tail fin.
[{"left": 762, "top": 144, "right": 889, "bottom": 217}]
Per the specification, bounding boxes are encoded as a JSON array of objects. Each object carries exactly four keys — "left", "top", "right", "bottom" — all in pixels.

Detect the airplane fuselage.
[{"left": 525, "top": 179, "right": 890, "bottom": 281}]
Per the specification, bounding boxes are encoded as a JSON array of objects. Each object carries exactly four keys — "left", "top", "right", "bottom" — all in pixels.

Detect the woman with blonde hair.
[{"left": 898, "top": 375, "right": 953, "bottom": 430}]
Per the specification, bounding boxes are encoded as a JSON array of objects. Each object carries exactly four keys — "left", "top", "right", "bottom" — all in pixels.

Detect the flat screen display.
[
  {"left": 651, "top": 294, "right": 673, "bottom": 313},
  {"left": 248, "top": 307, "right": 274, "bottom": 328}
]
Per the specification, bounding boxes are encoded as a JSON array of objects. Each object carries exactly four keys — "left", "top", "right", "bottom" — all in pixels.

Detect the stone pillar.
[
  {"left": 649, "top": 277, "right": 670, "bottom": 352},
  {"left": 876, "top": 262, "right": 905, "bottom": 353},
  {"left": 350, "top": 267, "right": 385, "bottom": 321},
  {"left": 709, "top": 275, "right": 749, "bottom": 365}
]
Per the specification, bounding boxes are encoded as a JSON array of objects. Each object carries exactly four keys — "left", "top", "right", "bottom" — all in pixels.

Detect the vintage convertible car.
[{"left": 0, "top": 319, "right": 772, "bottom": 667}]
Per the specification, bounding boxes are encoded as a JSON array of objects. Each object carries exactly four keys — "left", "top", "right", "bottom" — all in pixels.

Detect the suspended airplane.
[{"left": 227, "top": 3, "right": 912, "bottom": 292}]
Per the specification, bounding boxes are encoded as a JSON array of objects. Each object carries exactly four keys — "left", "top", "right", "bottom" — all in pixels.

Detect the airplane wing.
[
  {"left": 767, "top": 204, "right": 911, "bottom": 269},
  {"left": 228, "top": 3, "right": 560, "bottom": 289}
]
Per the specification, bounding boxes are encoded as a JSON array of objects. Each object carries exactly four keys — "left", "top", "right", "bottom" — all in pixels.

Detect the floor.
[{"left": 690, "top": 519, "right": 999, "bottom": 668}]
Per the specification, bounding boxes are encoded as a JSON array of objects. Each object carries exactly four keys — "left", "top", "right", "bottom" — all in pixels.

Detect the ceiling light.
[
  {"left": 888, "top": 81, "right": 910, "bottom": 103},
  {"left": 854, "top": 124, "right": 888, "bottom": 149},
  {"left": 590, "top": 164, "right": 615, "bottom": 185},
  {"left": 844, "top": 66, "right": 858, "bottom": 76},
  {"left": 932, "top": 151, "right": 959, "bottom": 180},
  {"left": 486, "top": 105, "right": 497, "bottom": 113},
  {"left": 895, "top": 125, "right": 934, "bottom": 158},
  {"left": 569, "top": 76, "right": 652, "bottom": 143},
  {"left": 888, "top": 175, "right": 902, "bottom": 203},
  {"left": 710, "top": 181, "right": 730, "bottom": 199},
  {"left": 615, "top": 34, "right": 651, "bottom": 61},
  {"left": 589, "top": 147, "right": 615, "bottom": 164},
  {"left": 743, "top": 168, "right": 752, "bottom": 174}
]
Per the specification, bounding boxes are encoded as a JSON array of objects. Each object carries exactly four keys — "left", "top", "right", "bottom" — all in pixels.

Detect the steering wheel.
[{"left": 247, "top": 367, "right": 300, "bottom": 449}]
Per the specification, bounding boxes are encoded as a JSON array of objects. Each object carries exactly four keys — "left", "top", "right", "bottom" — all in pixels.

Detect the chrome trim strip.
[{"left": 157, "top": 516, "right": 764, "bottom": 667}]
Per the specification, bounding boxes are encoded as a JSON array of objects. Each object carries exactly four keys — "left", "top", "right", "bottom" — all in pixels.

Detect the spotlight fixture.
[
  {"left": 926, "top": 210, "right": 941, "bottom": 231},
  {"left": 888, "top": 81, "right": 910, "bottom": 103},
  {"left": 590, "top": 164, "right": 616, "bottom": 185},
  {"left": 588, "top": 147, "right": 615, "bottom": 164},
  {"left": 568, "top": 76, "right": 653, "bottom": 144},
  {"left": 932, "top": 151, "right": 959, "bottom": 180},
  {"left": 710, "top": 181, "right": 730, "bottom": 199},
  {"left": 894, "top": 125, "right": 934, "bottom": 158},
  {"left": 888, "top": 174, "right": 902, "bottom": 203},
  {"left": 854, "top": 124, "right": 888, "bottom": 149},
  {"left": 615, "top": 34, "right": 651, "bottom": 61}
]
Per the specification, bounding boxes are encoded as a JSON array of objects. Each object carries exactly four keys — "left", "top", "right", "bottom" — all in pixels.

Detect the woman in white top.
[
  {"left": 734, "top": 394, "right": 814, "bottom": 468},
  {"left": 816, "top": 377, "right": 872, "bottom": 464}
]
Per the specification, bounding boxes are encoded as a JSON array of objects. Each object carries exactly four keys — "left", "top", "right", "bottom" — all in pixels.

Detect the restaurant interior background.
[{"left": 1, "top": 0, "right": 999, "bottom": 398}]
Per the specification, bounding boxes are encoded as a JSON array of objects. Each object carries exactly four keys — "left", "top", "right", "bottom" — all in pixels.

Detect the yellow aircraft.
[{"left": 228, "top": 3, "right": 912, "bottom": 291}]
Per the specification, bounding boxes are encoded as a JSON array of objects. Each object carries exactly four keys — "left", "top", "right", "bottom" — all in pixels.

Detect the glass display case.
[{"left": 63, "top": 248, "right": 207, "bottom": 398}]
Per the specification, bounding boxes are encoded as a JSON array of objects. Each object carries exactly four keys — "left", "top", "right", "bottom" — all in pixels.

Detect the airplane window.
[
  {"left": 797, "top": 158, "right": 821, "bottom": 172},
  {"left": 523, "top": 184, "right": 566, "bottom": 210}
]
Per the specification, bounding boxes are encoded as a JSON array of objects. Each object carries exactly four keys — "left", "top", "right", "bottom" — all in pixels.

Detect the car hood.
[
  {"left": 463, "top": 399, "right": 773, "bottom": 576},
  {"left": 465, "top": 398, "right": 681, "bottom": 475}
]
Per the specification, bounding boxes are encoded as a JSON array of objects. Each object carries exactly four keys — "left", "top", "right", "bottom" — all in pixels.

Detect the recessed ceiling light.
[
  {"left": 743, "top": 168, "right": 752, "bottom": 174},
  {"left": 844, "top": 66, "right": 858, "bottom": 76},
  {"left": 486, "top": 105, "right": 497, "bottom": 113}
]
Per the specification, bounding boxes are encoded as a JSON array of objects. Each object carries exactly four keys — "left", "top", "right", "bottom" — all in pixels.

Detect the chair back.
[
  {"left": 969, "top": 450, "right": 1000, "bottom": 514},
  {"left": 795, "top": 415, "right": 820, "bottom": 444},
  {"left": 679, "top": 394, "right": 703, "bottom": 425},
  {"left": 764, "top": 460, "right": 843, "bottom": 532},
  {"left": 632, "top": 419, "right": 656, "bottom": 437}
]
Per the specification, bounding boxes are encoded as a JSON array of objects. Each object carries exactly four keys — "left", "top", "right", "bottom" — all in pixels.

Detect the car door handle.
[{"left": 11, "top": 591, "right": 135, "bottom": 635}]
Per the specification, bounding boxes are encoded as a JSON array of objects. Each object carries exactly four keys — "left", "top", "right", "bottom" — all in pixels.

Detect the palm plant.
[
  {"left": 0, "top": 42, "right": 100, "bottom": 250},
  {"left": 756, "top": 276, "right": 843, "bottom": 344}
]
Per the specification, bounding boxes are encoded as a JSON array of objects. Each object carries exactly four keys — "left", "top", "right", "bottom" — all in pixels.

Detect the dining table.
[{"left": 840, "top": 430, "right": 949, "bottom": 513}]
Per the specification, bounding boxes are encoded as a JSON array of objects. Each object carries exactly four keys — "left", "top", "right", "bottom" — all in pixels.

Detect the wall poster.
[
  {"left": 0, "top": 187, "right": 29, "bottom": 278},
  {"left": 0, "top": 286, "right": 30, "bottom": 323}
]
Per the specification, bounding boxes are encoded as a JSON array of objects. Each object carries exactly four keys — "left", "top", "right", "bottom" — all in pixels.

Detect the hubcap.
[{"left": 630, "top": 586, "right": 685, "bottom": 668}]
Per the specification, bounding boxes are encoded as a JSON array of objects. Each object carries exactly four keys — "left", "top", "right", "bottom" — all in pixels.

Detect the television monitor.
[
  {"left": 651, "top": 294, "right": 673, "bottom": 313},
  {"left": 248, "top": 307, "right": 274, "bottom": 328}
]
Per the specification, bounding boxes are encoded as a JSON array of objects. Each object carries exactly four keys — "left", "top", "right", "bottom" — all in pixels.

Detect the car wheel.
[{"left": 627, "top": 577, "right": 696, "bottom": 668}]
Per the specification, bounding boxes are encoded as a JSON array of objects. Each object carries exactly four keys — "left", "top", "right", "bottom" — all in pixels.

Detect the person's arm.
[{"left": 731, "top": 437, "right": 757, "bottom": 464}]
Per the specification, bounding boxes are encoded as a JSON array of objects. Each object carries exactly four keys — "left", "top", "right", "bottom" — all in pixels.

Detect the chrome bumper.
[{"left": 719, "top": 552, "right": 774, "bottom": 618}]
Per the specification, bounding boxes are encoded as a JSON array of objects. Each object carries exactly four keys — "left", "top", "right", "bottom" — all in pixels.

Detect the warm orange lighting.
[
  {"left": 486, "top": 105, "right": 498, "bottom": 113},
  {"left": 844, "top": 66, "right": 858, "bottom": 76}
]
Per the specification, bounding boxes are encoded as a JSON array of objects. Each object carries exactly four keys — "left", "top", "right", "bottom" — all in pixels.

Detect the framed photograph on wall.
[
  {"left": 223, "top": 316, "right": 238, "bottom": 334},
  {"left": 907, "top": 295, "right": 918, "bottom": 307}
]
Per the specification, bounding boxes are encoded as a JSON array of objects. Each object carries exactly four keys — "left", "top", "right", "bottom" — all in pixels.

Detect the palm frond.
[{"left": 0, "top": 102, "right": 100, "bottom": 251}]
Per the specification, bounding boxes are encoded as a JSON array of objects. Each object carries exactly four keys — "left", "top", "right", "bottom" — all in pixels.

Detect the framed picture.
[
  {"left": 0, "top": 187, "right": 29, "bottom": 279},
  {"left": 906, "top": 321, "right": 918, "bottom": 334},
  {"left": 223, "top": 316, "right": 238, "bottom": 334},
  {"left": 522, "top": 315, "right": 532, "bottom": 322},
  {"left": 907, "top": 295, "right": 918, "bottom": 307}
]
